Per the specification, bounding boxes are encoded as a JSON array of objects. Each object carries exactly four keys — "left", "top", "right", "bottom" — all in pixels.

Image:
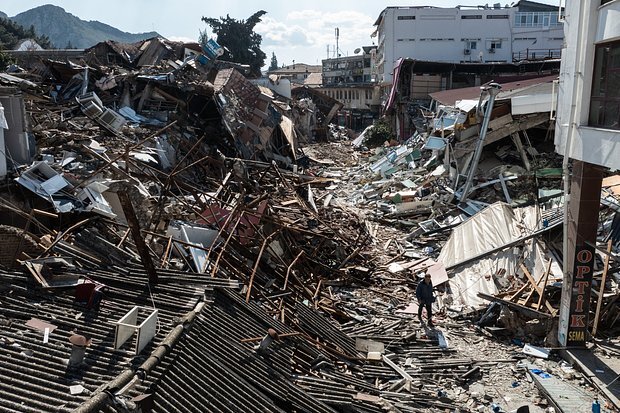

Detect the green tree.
[
  {"left": 365, "top": 119, "right": 394, "bottom": 148},
  {"left": 201, "top": 11, "right": 267, "bottom": 78},
  {"left": 0, "top": 18, "right": 53, "bottom": 49},
  {"left": 268, "top": 52, "right": 278, "bottom": 72},
  {"left": 0, "top": 49, "right": 13, "bottom": 71}
]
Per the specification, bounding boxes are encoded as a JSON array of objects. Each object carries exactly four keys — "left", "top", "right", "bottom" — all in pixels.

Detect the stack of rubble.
[{"left": 0, "top": 37, "right": 619, "bottom": 413}]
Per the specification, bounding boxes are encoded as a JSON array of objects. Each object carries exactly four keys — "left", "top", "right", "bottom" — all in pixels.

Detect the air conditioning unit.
[
  {"left": 488, "top": 48, "right": 496, "bottom": 53},
  {"left": 464, "top": 49, "right": 471, "bottom": 55}
]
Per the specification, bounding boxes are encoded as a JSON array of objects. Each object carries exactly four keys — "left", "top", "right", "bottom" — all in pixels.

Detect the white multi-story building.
[
  {"left": 374, "top": 1, "right": 564, "bottom": 84},
  {"left": 555, "top": 0, "right": 620, "bottom": 169},
  {"left": 319, "top": 46, "right": 382, "bottom": 125},
  {"left": 548, "top": 0, "right": 618, "bottom": 349}
]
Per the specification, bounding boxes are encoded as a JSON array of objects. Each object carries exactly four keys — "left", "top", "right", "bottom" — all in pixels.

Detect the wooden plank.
[
  {"left": 520, "top": 265, "right": 547, "bottom": 306},
  {"left": 24, "top": 262, "right": 49, "bottom": 288},
  {"left": 118, "top": 191, "right": 158, "bottom": 284},
  {"left": 246, "top": 232, "right": 279, "bottom": 302},
  {"left": 520, "top": 263, "right": 556, "bottom": 315},
  {"left": 484, "top": 112, "right": 549, "bottom": 147},
  {"left": 593, "top": 239, "right": 613, "bottom": 336},
  {"left": 509, "top": 280, "right": 532, "bottom": 301},
  {"left": 511, "top": 131, "right": 531, "bottom": 171},
  {"left": 536, "top": 259, "right": 553, "bottom": 311},
  {"left": 382, "top": 354, "right": 413, "bottom": 381}
]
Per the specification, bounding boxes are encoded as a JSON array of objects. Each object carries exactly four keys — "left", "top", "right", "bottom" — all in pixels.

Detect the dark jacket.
[{"left": 416, "top": 280, "right": 434, "bottom": 303}]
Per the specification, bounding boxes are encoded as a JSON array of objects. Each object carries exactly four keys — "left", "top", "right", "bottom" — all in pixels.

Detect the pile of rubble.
[{"left": 0, "top": 37, "right": 619, "bottom": 413}]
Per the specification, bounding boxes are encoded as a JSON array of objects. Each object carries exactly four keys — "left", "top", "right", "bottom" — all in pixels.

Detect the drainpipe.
[
  {"left": 459, "top": 83, "right": 502, "bottom": 203},
  {"left": 561, "top": 0, "right": 587, "bottom": 278}
]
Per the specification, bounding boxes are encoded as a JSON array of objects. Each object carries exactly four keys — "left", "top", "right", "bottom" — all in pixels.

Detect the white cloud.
[
  {"left": 284, "top": 10, "right": 374, "bottom": 46},
  {"left": 255, "top": 9, "right": 375, "bottom": 66},
  {"left": 256, "top": 17, "right": 312, "bottom": 48}
]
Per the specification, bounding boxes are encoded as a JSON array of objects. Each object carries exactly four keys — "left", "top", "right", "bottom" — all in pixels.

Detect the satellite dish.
[{"left": 354, "top": 48, "right": 361, "bottom": 54}]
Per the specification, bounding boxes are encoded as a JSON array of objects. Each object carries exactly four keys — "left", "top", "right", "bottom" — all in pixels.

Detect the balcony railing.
[{"left": 512, "top": 48, "right": 561, "bottom": 62}]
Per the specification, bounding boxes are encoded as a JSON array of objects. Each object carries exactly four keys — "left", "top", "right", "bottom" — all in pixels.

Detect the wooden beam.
[
  {"left": 592, "top": 240, "right": 613, "bottom": 337},
  {"left": 509, "top": 279, "right": 532, "bottom": 302},
  {"left": 520, "top": 263, "right": 556, "bottom": 315},
  {"left": 536, "top": 259, "right": 553, "bottom": 311},
  {"left": 520, "top": 267, "right": 546, "bottom": 306},
  {"left": 118, "top": 191, "right": 158, "bottom": 285},
  {"left": 382, "top": 354, "right": 414, "bottom": 381},
  {"left": 245, "top": 231, "right": 279, "bottom": 303},
  {"left": 478, "top": 292, "right": 554, "bottom": 319},
  {"left": 483, "top": 112, "right": 549, "bottom": 147},
  {"left": 511, "top": 131, "right": 531, "bottom": 171}
]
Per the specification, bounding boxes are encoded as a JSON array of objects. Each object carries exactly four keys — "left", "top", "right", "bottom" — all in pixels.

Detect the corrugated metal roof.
[
  {"left": 0, "top": 266, "right": 209, "bottom": 412},
  {"left": 100, "top": 288, "right": 344, "bottom": 413},
  {"left": 0, "top": 266, "right": 388, "bottom": 413}
]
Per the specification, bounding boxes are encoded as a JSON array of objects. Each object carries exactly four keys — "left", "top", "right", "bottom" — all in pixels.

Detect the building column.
[{"left": 558, "top": 160, "right": 604, "bottom": 346}]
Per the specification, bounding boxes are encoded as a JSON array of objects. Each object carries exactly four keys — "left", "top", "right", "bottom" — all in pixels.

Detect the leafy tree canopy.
[
  {"left": 0, "top": 18, "right": 53, "bottom": 50},
  {"left": 268, "top": 52, "right": 278, "bottom": 72},
  {"left": 201, "top": 10, "right": 267, "bottom": 78},
  {"left": 0, "top": 50, "right": 12, "bottom": 71}
]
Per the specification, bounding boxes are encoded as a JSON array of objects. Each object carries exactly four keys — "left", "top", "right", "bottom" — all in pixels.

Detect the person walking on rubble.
[{"left": 416, "top": 273, "right": 435, "bottom": 327}]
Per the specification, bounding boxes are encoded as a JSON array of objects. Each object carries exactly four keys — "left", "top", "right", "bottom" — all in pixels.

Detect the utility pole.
[{"left": 335, "top": 28, "right": 340, "bottom": 59}]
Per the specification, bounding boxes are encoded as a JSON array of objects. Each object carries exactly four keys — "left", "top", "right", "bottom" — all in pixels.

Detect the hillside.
[{"left": 9, "top": 4, "right": 159, "bottom": 48}]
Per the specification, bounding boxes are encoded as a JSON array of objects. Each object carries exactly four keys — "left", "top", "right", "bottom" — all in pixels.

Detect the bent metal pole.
[{"left": 459, "top": 82, "right": 502, "bottom": 203}]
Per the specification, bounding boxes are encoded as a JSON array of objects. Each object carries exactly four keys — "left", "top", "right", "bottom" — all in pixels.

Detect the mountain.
[
  {"left": 9, "top": 4, "right": 160, "bottom": 49},
  {"left": 0, "top": 12, "right": 7, "bottom": 19}
]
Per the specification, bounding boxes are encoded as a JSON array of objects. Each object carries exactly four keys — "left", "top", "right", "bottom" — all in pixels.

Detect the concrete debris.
[{"left": 0, "top": 40, "right": 618, "bottom": 413}]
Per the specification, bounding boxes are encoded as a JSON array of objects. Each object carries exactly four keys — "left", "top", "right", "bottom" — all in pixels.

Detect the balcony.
[{"left": 512, "top": 48, "right": 561, "bottom": 62}]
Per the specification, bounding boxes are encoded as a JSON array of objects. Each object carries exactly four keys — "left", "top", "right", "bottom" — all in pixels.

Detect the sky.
[{"left": 2, "top": 0, "right": 560, "bottom": 68}]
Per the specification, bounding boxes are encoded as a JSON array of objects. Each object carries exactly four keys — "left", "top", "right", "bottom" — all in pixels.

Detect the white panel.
[
  {"left": 114, "top": 324, "right": 136, "bottom": 350},
  {"left": 0, "top": 129, "right": 6, "bottom": 179},
  {"left": 596, "top": 5, "right": 620, "bottom": 43},
  {"left": 511, "top": 94, "right": 553, "bottom": 115},
  {"left": 115, "top": 307, "right": 139, "bottom": 349},
  {"left": 118, "top": 306, "right": 139, "bottom": 325},
  {"left": 136, "top": 310, "right": 158, "bottom": 354},
  {"left": 0, "top": 103, "right": 7, "bottom": 129},
  {"left": 40, "top": 174, "right": 70, "bottom": 195},
  {"left": 566, "top": 126, "right": 620, "bottom": 171}
]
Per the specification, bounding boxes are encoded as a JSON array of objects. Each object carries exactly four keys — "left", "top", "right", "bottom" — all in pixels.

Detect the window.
[
  {"left": 462, "top": 15, "right": 482, "bottom": 19},
  {"left": 466, "top": 40, "right": 478, "bottom": 50},
  {"left": 589, "top": 41, "right": 620, "bottom": 130},
  {"left": 487, "top": 15, "right": 509, "bottom": 19},
  {"left": 515, "top": 12, "right": 562, "bottom": 27},
  {"left": 397, "top": 15, "right": 415, "bottom": 20},
  {"left": 488, "top": 40, "right": 502, "bottom": 51}
]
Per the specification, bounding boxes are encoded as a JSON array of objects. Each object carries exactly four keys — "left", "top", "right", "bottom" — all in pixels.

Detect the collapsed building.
[{"left": 0, "top": 34, "right": 619, "bottom": 413}]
